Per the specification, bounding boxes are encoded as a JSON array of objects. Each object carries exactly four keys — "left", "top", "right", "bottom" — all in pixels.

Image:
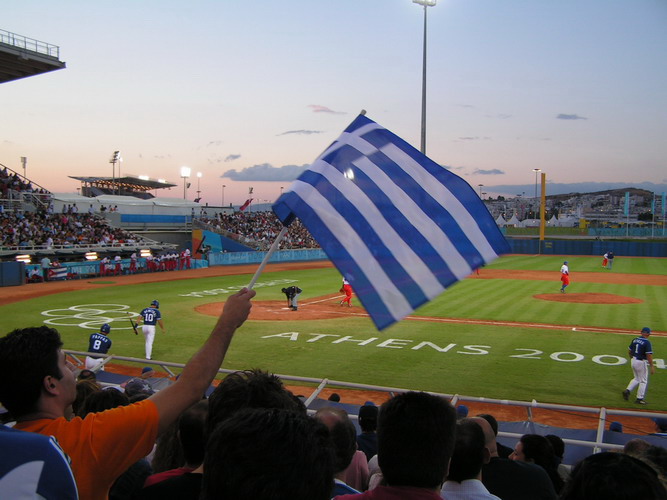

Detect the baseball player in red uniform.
[
  {"left": 340, "top": 277, "right": 353, "bottom": 307},
  {"left": 560, "top": 261, "right": 570, "bottom": 293}
]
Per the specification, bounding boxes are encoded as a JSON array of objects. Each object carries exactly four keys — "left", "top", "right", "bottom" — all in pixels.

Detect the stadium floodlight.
[
  {"left": 196, "top": 172, "right": 202, "bottom": 202},
  {"left": 110, "top": 151, "right": 121, "bottom": 195},
  {"left": 412, "top": 0, "right": 437, "bottom": 154},
  {"left": 180, "top": 166, "right": 191, "bottom": 199}
]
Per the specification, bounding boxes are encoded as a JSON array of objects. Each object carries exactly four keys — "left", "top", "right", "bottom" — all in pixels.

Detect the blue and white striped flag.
[{"left": 273, "top": 114, "right": 510, "bottom": 330}]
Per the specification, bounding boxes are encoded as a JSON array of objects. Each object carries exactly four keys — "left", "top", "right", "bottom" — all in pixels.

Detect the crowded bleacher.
[{"left": 197, "top": 211, "right": 319, "bottom": 250}]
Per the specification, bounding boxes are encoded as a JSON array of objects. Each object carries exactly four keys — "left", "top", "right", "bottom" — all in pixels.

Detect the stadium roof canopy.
[
  {"left": 0, "top": 29, "right": 66, "bottom": 84},
  {"left": 70, "top": 176, "right": 177, "bottom": 193}
]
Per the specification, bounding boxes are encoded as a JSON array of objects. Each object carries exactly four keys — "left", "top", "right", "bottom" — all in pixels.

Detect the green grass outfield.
[{"left": 1, "top": 255, "right": 665, "bottom": 410}]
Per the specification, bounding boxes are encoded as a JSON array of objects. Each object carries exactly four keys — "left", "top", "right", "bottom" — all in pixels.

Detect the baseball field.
[{"left": 1, "top": 254, "right": 665, "bottom": 414}]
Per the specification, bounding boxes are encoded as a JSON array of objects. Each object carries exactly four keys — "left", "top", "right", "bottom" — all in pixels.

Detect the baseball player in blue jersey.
[
  {"left": 623, "top": 327, "right": 655, "bottom": 405},
  {"left": 137, "top": 300, "right": 165, "bottom": 360},
  {"left": 85, "top": 323, "right": 112, "bottom": 370}
]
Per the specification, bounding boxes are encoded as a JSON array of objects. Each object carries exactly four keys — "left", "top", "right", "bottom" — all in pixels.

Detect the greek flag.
[{"left": 273, "top": 114, "right": 510, "bottom": 330}]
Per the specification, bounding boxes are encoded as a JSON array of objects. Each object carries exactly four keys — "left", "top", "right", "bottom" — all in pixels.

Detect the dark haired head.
[
  {"left": 378, "top": 391, "right": 456, "bottom": 489},
  {"left": 545, "top": 434, "right": 565, "bottom": 460},
  {"left": 476, "top": 413, "right": 499, "bottom": 436},
  {"left": 359, "top": 404, "right": 379, "bottom": 432},
  {"left": 207, "top": 369, "right": 305, "bottom": 436},
  {"left": 79, "top": 388, "right": 129, "bottom": 416},
  {"left": 73, "top": 379, "right": 101, "bottom": 417},
  {"left": 561, "top": 452, "right": 667, "bottom": 500},
  {"left": 201, "top": 408, "right": 334, "bottom": 500},
  {"left": 0, "top": 327, "right": 64, "bottom": 417},
  {"left": 179, "top": 399, "right": 209, "bottom": 467},
  {"left": 447, "top": 418, "right": 487, "bottom": 482}
]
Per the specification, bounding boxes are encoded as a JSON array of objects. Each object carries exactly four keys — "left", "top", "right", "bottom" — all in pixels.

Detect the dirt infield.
[
  {"left": 4, "top": 261, "right": 664, "bottom": 432},
  {"left": 534, "top": 293, "right": 643, "bottom": 304}
]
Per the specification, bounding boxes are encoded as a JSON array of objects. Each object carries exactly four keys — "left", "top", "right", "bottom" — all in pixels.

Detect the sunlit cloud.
[
  {"left": 556, "top": 113, "right": 587, "bottom": 120},
  {"left": 222, "top": 163, "right": 309, "bottom": 181},
  {"left": 277, "top": 130, "right": 324, "bottom": 136},
  {"left": 307, "top": 104, "right": 346, "bottom": 114},
  {"left": 473, "top": 168, "right": 505, "bottom": 175}
]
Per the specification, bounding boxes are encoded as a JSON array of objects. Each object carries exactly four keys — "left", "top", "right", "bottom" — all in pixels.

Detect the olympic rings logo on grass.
[{"left": 41, "top": 304, "right": 139, "bottom": 330}]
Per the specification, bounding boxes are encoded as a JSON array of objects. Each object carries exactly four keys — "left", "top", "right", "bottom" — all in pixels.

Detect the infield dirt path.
[{"left": 3, "top": 261, "right": 665, "bottom": 432}]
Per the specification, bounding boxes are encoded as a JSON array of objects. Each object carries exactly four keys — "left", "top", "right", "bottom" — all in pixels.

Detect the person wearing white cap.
[{"left": 623, "top": 327, "right": 654, "bottom": 405}]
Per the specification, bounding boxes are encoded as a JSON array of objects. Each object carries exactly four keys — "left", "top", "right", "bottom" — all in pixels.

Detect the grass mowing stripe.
[{"left": 1, "top": 257, "right": 664, "bottom": 409}]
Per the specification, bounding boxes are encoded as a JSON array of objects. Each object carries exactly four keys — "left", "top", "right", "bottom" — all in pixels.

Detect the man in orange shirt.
[{"left": 0, "top": 288, "right": 255, "bottom": 500}]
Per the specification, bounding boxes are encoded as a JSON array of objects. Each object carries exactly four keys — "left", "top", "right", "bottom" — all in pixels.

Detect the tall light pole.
[
  {"left": 280, "top": 186, "right": 284, "bottom": 198},
  {"left": 20, "top": 156, "right": 27, "bottom": 179},
  {"left": 196, "top": 172, "right": 202, "bottom": 201},
  {"left": 110, "top": 151, "right": 120, "bottom": 195},
  {"left": 180, "top": 166, "right": 191, "bottom": 200},
  {"left": 532, "top": 168, "right": 541, "bottom": 199},
  {"left": 222, "top": 184, "right": 226, "bottom": 207},
  {"left": 532, "top": 168, "right": 541, "bottom": 218},
  {"left": 478, "top": 183, "right": 484, "bottom": 198},
  {"left": 413, "top": 0, "right": 436, "bottom": 154}
]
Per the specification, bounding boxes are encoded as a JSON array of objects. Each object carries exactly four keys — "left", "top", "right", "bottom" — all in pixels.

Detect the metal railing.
[
  {"left": 65, "top": 350, "right": 666, "bottom": 455},
  {"left": 0, "top": 29, "right": 60, "bottom": 58}
]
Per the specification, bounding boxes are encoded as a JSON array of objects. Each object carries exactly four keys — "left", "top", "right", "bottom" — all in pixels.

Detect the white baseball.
[{"left": 572, "top": 327, "right": 576, "bottom": 331}]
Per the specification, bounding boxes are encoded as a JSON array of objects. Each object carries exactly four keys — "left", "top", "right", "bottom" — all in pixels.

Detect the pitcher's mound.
[{"left": 533, "top": 293, "right": 642, "bottom": 304}]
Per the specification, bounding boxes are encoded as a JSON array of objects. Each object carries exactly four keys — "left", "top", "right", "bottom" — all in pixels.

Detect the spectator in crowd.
[
  {"left": 560, "top": 452, "right": 667, "bottom": 500},
  {"left": 476, "top": 417, "right": 557, "bottom": 500},
  {"left": 0, "top": 288, "right": 254, "bottom": 500},
  {"left": 328, "top": 392, "right": 341, "bottom": 402},
  {"left": 440, "top": 418, "right": 500, "bottom": 500},
  {"left": 72, "top": 379, "right": 101, "bottom": 417},
  {"left": 456, "top": 404, "right": 469, "bottom": 419},
  {"left": 545, "top": 434, "right": 570, "bottom": 483},
  {"left": 123, "top": 366, "right": 156, "bottom": 398},
  {"left": 357, "top": 403, "right": 379, "bottom": 462},
  {"left": 0, "top": 426, "right": 78, "bottom": 500},
  {"left": 609, "top": 421, "right": 624, "bottom": 432},
  {"left": 201, "top": 407, "right": 335, "bottom": 500},
  {"left": 77, "top": 369, "right": 97, "bottom": 382},
  {"left": 651, "top": 417, "right": 667, "bottom": 436},
  {"left": 336, "top": 391, "right": 457, "bottom": 500},
  {"left": 477, "top": 413, "right": 513, "bottom": 459},
  {"left": 139, "top": 368, "right": 305, "bottom": 499},
  {"left": 316, "top": 407, "right": 363, "bottom": 496},
  {"left": 510, "top": 434, "right": 563, "bottom": 494},
  {"left": 624, "top": 438, "right": 652, "bottom": 457},
  {"left": 144, "top": 399, "right": 208, "bottom": 488}
]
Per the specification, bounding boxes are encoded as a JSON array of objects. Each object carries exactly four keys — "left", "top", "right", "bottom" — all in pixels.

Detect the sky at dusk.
[{"left": 2, "top": 0, "right": 666, "bottom": 206}]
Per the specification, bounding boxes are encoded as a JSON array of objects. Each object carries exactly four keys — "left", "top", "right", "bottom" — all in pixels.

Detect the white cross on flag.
[{"left": 273, "top": 114, "right": 510, "bottom": 330}]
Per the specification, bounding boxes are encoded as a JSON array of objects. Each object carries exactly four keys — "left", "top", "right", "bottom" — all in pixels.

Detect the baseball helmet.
[
  {"left": 151, "top": 300, "right": 159, "bottom": 308},
  {"left": 100, "top": 323, "right": 111, "bottom": 334},
  {"left": 563, "top": 261, "right": 568, "bottom": 264},
  {"left": 642, "top": 327, "right": 651, "bottom": 335}
]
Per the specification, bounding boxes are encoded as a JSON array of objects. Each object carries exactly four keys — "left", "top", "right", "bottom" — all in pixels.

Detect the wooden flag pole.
[{"left": 247, "top": 225, "right": 289, "bottom": 290}]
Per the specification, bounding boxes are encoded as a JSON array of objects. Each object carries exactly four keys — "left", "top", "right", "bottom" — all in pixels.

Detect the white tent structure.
[
  {"left": 506, "top": 214, "right": 523, "bottom": 227},
  {"left": 495, "top": 214, "right": 507, "bottom": 227}
]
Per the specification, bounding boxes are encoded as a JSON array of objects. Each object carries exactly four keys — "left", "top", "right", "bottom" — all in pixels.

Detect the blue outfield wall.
[
  {"left": 208, "top": 248, "right": 328, "bottom": 266},
  {"left": 508, "top": 239, "right": 667, "bottom": 257}
]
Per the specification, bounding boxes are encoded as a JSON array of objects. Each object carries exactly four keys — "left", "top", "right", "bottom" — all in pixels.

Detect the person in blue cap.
[
  {"left": 623, "top": 327, "right": 654, "bottom": 405},
  {"left": 137, "top": 300, "right": 166, "bottom": 360}
]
